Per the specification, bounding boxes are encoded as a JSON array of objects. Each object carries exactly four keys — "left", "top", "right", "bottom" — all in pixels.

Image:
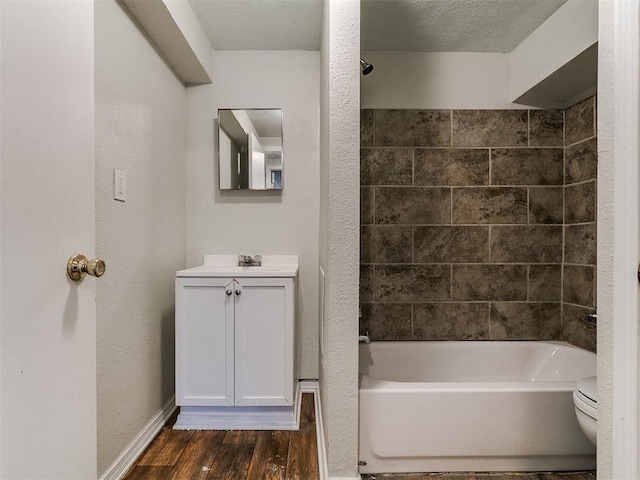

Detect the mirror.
[{"left": 218, "top": 109, "right": 283, "bottom": 190}]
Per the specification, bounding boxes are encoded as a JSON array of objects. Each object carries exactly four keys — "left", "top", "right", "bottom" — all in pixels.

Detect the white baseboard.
[
  {"left": 299, "top": 380, "right": 330, "bottom": 480},
  {"left": 99, "top": 396, "right": 177, "bottom": 480}
]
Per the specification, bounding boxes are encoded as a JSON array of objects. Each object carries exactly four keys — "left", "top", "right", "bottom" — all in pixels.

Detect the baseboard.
[
  {"left": 99, "top": 396, "right": 177, "bottom": 480},
  {"left": 299, "top": 380, "right": 330, "bottom": 480}
]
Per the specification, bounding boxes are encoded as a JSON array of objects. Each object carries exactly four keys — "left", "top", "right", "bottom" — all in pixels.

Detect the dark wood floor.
[
  {"left": 123, "top": 393, "right": 319, "bottom": 480},
  {"left": 362, "top": 473, "right": 595, "bottom": 480}
]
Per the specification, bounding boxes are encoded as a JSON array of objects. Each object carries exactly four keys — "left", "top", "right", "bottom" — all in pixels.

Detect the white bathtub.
[{"left": 359, "top": 341, "right": 596, "bottom": 474}]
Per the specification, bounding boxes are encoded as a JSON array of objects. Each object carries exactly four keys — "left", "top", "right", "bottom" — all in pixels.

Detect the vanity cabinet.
[
  {"left": 176, "top": 276, "right": 294, "bottom": 407},
  {"left": 174, "top": 255, "right": 298, "bottom": 430}
]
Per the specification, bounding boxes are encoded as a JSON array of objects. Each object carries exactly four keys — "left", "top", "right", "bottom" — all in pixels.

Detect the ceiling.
[{"left": 189, "top": 0, "right": 567, "bottom": 53}]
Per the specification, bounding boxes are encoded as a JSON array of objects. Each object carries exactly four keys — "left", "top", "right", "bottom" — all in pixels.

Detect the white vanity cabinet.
[{"left": 174, "top": 255, "right": 298, "bottom": 430}]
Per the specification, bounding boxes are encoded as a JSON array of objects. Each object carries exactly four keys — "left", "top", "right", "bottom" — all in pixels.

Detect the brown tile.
[
  {"left": 360, "top": 265, "right": 374, "bottom": 302},
  {"left": 452, "top": 187, "right": 527, "bottom": 224},
  {"left": 361, "top": 148, "right": 413, "bottom": 186},
  {"left": 491, "top": 148, "right": 563, "bottom": 185},
  {"left": 565, "top": 181, "right": 596, "bottom": 224},
  {"left": 414, "top": 148, "right": 489, "bottom": 186},
  {"left": 359, "top": 303, "right": 412, "bottom": 341},
  {"left": 414, "top": 226, "right": 489, "bottom": 263},
  {"left": 565, "top": 223, "right": 597, "bottom": 265},
  {"left": 375, "top": 109, "right": 451, "bottom": 147},
  {"left": 529, "top": 109, "right": 564, "bottom": 146},
  {"left": 490, "top": 226, "right": 563, "bottom": 263},
  {"left": 413, "top": 303, "right": 489, "bottom": 340},
  {"left": 566, "top": 137, "right": 598, "bottom": 184},
  {"left": 452, "top": 265, "right": 527, "bottom": 301},
  {"left": 361, "top": 109, "right": 374, "bottom": 147},
  {"left": 377, "top": 265, "right": 450, "bottom": 302},
  {"left": 360, "top": 225, "right": 412, "bottom": 263},
  {"left": 452, "top": 110, "right": 528, "bottom": 147},
  {"left": 529, "top": 265, "right": 562, "bottom": 301},
  {"left": 490, "top": 303, "right": 562, "bottom": 340},
  {"left": 361, "top": 187, "right": 374, "bottom": 225},
  {"left": 376, "top": 187, "right": 450, "bottom": 224},
  {"left": 563, "top": 304, "right": 597, "bottom": 352},
  {"left": 529, "top": 187, "right": 563, "bottom": 224},
  {"left": 564, "top": 264, "right": 596, "bottom": 308},
  {"left": 566, "top": 97, "right": 596, "bottom": 145}
]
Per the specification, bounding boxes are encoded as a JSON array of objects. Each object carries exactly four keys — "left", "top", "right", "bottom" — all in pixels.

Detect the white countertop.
[{"left": 177, "top": 255, "right": 298, "bottom": 278}]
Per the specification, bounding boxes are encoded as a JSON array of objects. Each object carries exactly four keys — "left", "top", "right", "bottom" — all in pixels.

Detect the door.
[
  {"left": 0, "top": 2, "right": 98, "bottom": 478},
  {"left": 234, "top": 277, "right": 294, "bottom": 406},
  {"left": 176, "top": 277, "right": 235, "bottom": 406}
]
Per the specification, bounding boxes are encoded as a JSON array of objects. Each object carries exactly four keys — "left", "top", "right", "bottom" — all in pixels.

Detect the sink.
[{"left": 177, "top": 255, "right": 298, "bottom": 278}]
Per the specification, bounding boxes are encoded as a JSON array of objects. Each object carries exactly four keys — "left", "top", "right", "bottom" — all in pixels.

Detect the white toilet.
[{"left": 573, "top": 376, "right": 597, "bottom": 445}]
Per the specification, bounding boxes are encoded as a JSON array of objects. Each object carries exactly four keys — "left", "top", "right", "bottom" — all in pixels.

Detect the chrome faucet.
[
  {"left": 359, "top": 335, "right": 370, "bottom": 344},
  {"left": 238, "top": 255, "right": 262, "bottom": 267}
]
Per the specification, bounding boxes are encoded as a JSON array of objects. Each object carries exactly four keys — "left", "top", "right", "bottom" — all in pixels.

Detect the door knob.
[
  {"left": 67, "top": 254, "right": 106, "bottom": 281},
  {"left": 235, "top": 289, "right": 241, "bottom": 296},
  {"left": 226, "top": 289, "right": 233, "bottom": 296}
]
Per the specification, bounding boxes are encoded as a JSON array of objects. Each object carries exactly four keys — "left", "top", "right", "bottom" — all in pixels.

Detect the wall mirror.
[{"left": 218, "top": 109, "right": 283, "bottom": 190}]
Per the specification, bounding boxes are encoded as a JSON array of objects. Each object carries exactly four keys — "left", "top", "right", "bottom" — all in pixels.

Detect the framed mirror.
[{"left": 218, "top": 109, "right": 283, "bottom": 190}]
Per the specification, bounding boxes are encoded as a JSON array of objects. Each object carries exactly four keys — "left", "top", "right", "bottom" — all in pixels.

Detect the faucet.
[
  {"left": 359, "top": 334, "right": 370, "bottom": 344},
  {"left": 238, "top": 255, "right": 262, "bottom": 267}
]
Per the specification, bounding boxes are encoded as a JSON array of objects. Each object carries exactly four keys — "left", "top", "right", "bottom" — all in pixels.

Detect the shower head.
[{"left": 360, "top": 58, "right": 374, "bottom": 76}]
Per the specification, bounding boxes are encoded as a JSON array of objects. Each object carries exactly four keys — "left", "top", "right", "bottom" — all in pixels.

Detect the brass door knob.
[{"left": 67, "top": 254, "right": 106, "bottom": 281}]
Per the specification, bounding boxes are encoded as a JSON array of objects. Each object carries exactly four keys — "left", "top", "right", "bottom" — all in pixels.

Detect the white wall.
[
  {"left": 509, "top": 0, "right": 598, "bottom": 104},
  {"left": 360, "top": 51, "right": 519, "bottom": 110},
  {"left": 186, "top": 50, "right": 320, "bottom": 379},
  {"left": 319, "top": 0, "right": 361, "bottom": 477},
  {"left": 95, "top": 0, "right": 187, "bottom": 475},
  {"left": 597, "top": 3, "right": 614, "bottom": 475},
  {"left": 1, "top": 2, "right": 97, "bottom": 477},
  {"left": 597, "top": 1, "right": 640, "bottom": 478}
]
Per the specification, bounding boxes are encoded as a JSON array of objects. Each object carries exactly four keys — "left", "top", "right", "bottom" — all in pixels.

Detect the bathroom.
[{"left": 0, "top": 0, "right": 636, "bottom": 479}]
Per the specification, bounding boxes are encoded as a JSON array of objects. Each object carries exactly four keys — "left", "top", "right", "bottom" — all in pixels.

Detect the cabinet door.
[
  {"left": 234, "top": 277, "right": 294, "bottom": 406},
  {"left": 176, "top": 277, "right": 235, "bottom": 406}
]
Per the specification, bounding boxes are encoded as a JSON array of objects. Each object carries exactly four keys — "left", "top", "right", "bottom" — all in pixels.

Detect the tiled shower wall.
[
  {"left": 359, "top": 98, "right": 597, "bottom": 351},
  {"left": 562, "top": 97, "right": 597, "bottom": 351}
]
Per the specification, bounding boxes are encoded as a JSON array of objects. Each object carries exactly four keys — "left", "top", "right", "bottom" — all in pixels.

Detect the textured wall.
[
  {"left": 95, "top": 0, "right": 187, "bottom": 475},
  {"left": 360, "top": 104, "right": 596, "bottom": 349},
  {"left": 319, "top": 0, "right": 361, "bottom": 478},
  {"left": 562, "top": 97, "right": 597, "bottom": 351},
  {"left": 596, "top": 0, "right": 614, "bottom": 475},
  {"left": 185, "top": 50, "right": 320, "bottom": 379}
]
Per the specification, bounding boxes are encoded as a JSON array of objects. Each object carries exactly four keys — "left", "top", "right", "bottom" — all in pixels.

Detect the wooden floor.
[
  {"left": 123, "top": 393, "right": 319, "bottom": 480},
  {"left": 125, "top": 392, "right": 595, "bottom": 480},
  {"left": 362, "top": 473, "right": 595, "bottom": 480}
]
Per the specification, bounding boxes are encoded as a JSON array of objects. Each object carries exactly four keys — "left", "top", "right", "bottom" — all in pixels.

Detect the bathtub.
[{"left": 359, "top": 341, "right": 596, "bottom": 474}]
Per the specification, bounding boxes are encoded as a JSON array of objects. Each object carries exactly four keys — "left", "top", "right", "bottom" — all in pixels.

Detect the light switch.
[{"left": 114, "top": 169, "right": 126, "bottom": 202}]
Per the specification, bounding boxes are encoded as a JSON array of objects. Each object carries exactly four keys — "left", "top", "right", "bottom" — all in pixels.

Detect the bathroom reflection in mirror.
[{"left": 218, "top": 109, "right": 283, "bottom": 190}]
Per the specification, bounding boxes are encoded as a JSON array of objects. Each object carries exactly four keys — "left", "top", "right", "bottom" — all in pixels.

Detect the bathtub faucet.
[{"left": 359, "top": 335, "right": 371, "bottom": 344}]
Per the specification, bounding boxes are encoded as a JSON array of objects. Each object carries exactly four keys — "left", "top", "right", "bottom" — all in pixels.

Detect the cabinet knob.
[
  {"left": 235, "top": 289, "right": 241, "bottom": 296},
  {"left": 226, "top": 289, "right": 232, "bottom": 296}
]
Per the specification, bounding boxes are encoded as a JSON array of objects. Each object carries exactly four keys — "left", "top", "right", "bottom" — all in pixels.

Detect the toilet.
[{"left": 573, "top": 376, "right": 597, "bottom": 445}]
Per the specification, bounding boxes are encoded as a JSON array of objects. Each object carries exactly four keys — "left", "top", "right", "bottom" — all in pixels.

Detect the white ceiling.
[
  {"left": 189, "top": 0, "right": 567, "bottom": 53},
  {"left": 362, "top": 0, "right": 567, "bottom": 52}
]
